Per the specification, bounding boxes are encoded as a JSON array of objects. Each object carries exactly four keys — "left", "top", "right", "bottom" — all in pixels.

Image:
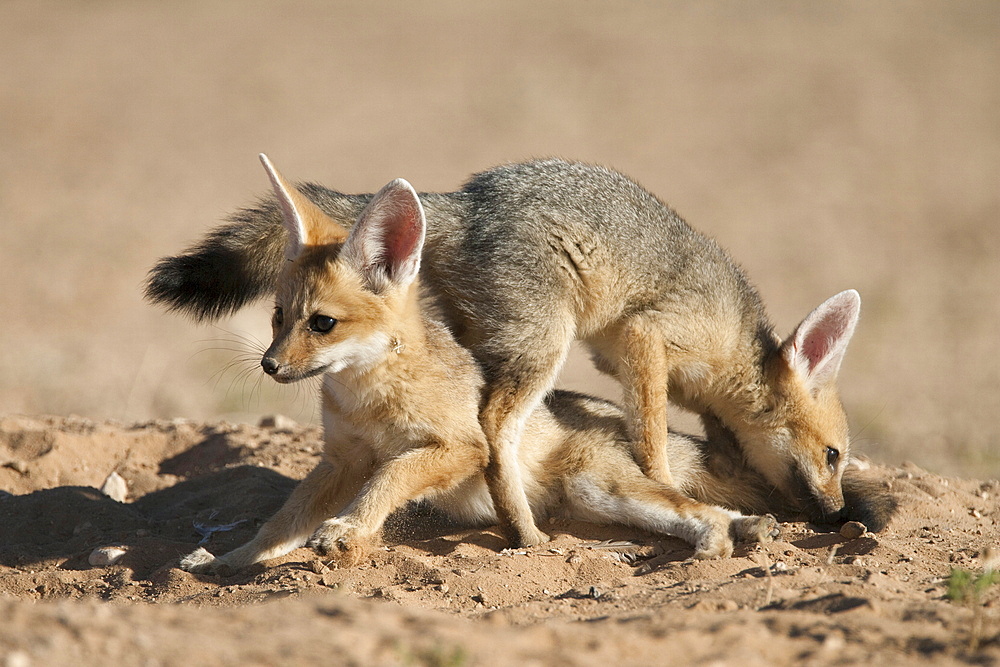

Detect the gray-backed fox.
[
  {"left": 180, "top": 157, "right": 790, "bottom": 574},
  {"left": 149, "top": 158, "right": 863, "bottom": 548}
]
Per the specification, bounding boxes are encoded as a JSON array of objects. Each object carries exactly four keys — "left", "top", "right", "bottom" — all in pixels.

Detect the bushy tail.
[
  {"left": 144, "top": 197, "right": 286, "bottom": 320},
  {"left": 144, "top": 184, "right": 365, "bottom": 321},
  {"left": 841, "top": 469, "right": 899, "bottom": 532}
]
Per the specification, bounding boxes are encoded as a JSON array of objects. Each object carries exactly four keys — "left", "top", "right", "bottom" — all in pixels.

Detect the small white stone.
[
  {"left": 259, "top": 414, "right": 296, "bottom": 431},
  {"left": 89, "top": 546, "right": 126, "bottom": 567},
  {"left": 99, "top": 471, "right": 128, "bottom": 502},
  {"left": 840, "top": 521, "right": 867, "bottom": 539},
  {"left": 4, "top": 650, "right": 31, "bottom": 667}
]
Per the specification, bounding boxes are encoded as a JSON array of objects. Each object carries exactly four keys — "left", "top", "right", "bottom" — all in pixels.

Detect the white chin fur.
[
  {"left": 317, "top": 332, "right": 392, "bottom": 375},
  {"left": 744, "top": 428, "right": 793, "bottom": 489}
]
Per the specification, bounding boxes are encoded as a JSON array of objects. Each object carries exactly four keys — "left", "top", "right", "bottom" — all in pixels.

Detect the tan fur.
[
  {"left": 179, "top": 160, "right": 781, "bottom": 575},
  {"left": 535, "top": 391, "right": 894, "bottom": 534},
  {"left": 148, "top": 159, "right": 864, "bottom": 547}
]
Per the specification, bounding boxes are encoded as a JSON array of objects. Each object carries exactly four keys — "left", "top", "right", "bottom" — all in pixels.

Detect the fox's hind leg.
[
  {"left": 480, "top": 375, "right": 564, "bottom": 548},
  {"left": 476, "top": 323, "right": 575, "bottom": 548},
  {"left": 180, "top": 460, "right": 356, "bottom": 575},
  {"left": 565, "top": 464, "right": 778, "bottom": 560},
  {"left": 566, "top": 474, "right": 734, "bottom": 559}
]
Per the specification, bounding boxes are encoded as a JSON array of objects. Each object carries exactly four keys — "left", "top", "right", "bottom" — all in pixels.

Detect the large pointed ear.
[
  {"left": 258, "top": 153, "right": 347, "bottom": 259},
  {"left": 341, "top": 178, "right": 426, "bottom": 292},
  {"left": 780, "top": 289, "right": 861, "bottom": 393}
]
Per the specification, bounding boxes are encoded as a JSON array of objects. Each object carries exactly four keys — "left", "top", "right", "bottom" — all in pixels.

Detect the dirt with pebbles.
[{"left": 1, "top": 415, "right": 998, "bottom": 665}]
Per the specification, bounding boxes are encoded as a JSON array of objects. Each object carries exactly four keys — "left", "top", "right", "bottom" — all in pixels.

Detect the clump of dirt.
[{"left": 1, "top": 416, "right": 998, "bottom": 665}]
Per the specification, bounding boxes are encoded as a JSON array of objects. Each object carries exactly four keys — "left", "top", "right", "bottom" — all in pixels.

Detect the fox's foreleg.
[
  {"left": 618, "top": 314, "right": 674, "bottom": 486},
  {"left": 308, "top": 439, "right": 486, "bottom": 564},
  {"left": 180, "top": 459, "right": 355, "bottom": 575}
]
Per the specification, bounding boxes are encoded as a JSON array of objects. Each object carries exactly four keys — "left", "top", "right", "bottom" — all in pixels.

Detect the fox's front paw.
[
  {"left": 179, "top": 547, "right": 235, "bottom": 576},
  {"left": 691, "top": 527, "right": 735, "bottom": 560},
  {"left": 308, "top": 519, "right": 366, "bottom": 566},
  {"left": 731, "top": 514, "right": 780, "bottom": 544},
  {"left": 756, "top": 514, "right": 780, "bottom": 543}
]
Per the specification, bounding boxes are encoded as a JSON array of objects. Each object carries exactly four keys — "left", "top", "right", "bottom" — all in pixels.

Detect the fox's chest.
[{"left": 320, "top": 379, "right": 434, "bottom": 459}]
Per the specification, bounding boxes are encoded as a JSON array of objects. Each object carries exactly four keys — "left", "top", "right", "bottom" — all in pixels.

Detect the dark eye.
[
  {"left": 272, "top": 307, "right": 284, "bottom": 328},
  {"left": 826, "top": 447, "right": 840, "bottom": 469},
  {"left": 309, "top": 314, "right": 337, "bottom": 333}
]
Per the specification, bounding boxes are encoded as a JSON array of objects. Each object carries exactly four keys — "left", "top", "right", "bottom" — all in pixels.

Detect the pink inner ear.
[
  {"left": 382, "top": 200, "right": 422, "bottom": 275},
  {"left": 795, "top": 303, "right": 855, "bottom": 377},
  {"left": 784, "top": 290, "right": 860, "bottom": 388},
  {"left": 799, "top": 331, "right": 835, "bottom": 374}
]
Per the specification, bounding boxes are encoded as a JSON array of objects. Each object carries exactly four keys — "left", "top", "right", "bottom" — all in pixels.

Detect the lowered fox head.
[
  {"left": 735, "top": 290, "right": 861, "bottom": 522},
  {"left": 256, "top": 154, "right": 425, "bottom": 384}
]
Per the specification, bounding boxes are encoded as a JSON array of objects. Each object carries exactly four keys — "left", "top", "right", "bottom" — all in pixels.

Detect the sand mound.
[{"left": 1, "top": 416, "right": 997, "bottom": 665}]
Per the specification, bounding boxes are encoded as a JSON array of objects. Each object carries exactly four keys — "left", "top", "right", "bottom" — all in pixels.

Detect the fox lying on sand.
[
  {"left": 180, "top": 157, "right": 797, "bottom": 575},
  {"left": 150, "top": 158, "right": 863, "bottom": 548}
]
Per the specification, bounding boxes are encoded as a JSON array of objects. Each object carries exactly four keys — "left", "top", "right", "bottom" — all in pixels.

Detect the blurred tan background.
[{"left": 1, "top": 1, "right": 997, "bottom": 477}]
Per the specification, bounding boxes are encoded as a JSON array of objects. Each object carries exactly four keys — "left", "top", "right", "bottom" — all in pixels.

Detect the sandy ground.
[
  {"left": 2, "top": 2, "right": 999, "bottom": 665},
  {"left": 1, "top": 415, "right": 998, "bottom": 665}
]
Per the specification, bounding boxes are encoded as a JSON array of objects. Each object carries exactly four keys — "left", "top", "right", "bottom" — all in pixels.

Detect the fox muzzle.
[{"left": 261, "top": 356, "right": 280, "bottom": 376}]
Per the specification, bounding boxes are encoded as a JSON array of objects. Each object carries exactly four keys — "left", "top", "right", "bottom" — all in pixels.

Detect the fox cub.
[
  {"left": 180, "top": 157, "right": 782, "bottom": 575},
  {"left": 150, "top": 158, "right": 861, "bottom": 548}
]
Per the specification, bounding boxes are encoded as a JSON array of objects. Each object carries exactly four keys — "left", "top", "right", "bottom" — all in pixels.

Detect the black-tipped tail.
[
  {"left": 143, "top": 199, "right": 288, "bottom": 321},
  {"left": 144, "top": 184, "right": 368, "bottom": 321},
  {"left": 841, "top": 469, "right": 899, "bottom": 532}
]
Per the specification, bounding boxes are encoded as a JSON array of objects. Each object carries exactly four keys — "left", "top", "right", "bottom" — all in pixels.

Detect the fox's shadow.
[{"left": 0, "top": 466, "right": 294, "bottom": 572}]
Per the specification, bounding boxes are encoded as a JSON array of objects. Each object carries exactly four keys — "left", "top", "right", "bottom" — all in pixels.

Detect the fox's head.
[
  {"left": 739, "top": 290, "right": 862, "bottom": 523},
  {"left": 255, "top": 154, "right": 425, "bottom": 383}
]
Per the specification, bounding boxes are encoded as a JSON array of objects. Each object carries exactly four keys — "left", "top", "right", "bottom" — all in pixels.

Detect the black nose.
[
  {"left": 261, "top": 357, "right": 280, "bottom": 375},
  {"left": 809, "top": 504, "right": 848, "bottom": 525}
]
